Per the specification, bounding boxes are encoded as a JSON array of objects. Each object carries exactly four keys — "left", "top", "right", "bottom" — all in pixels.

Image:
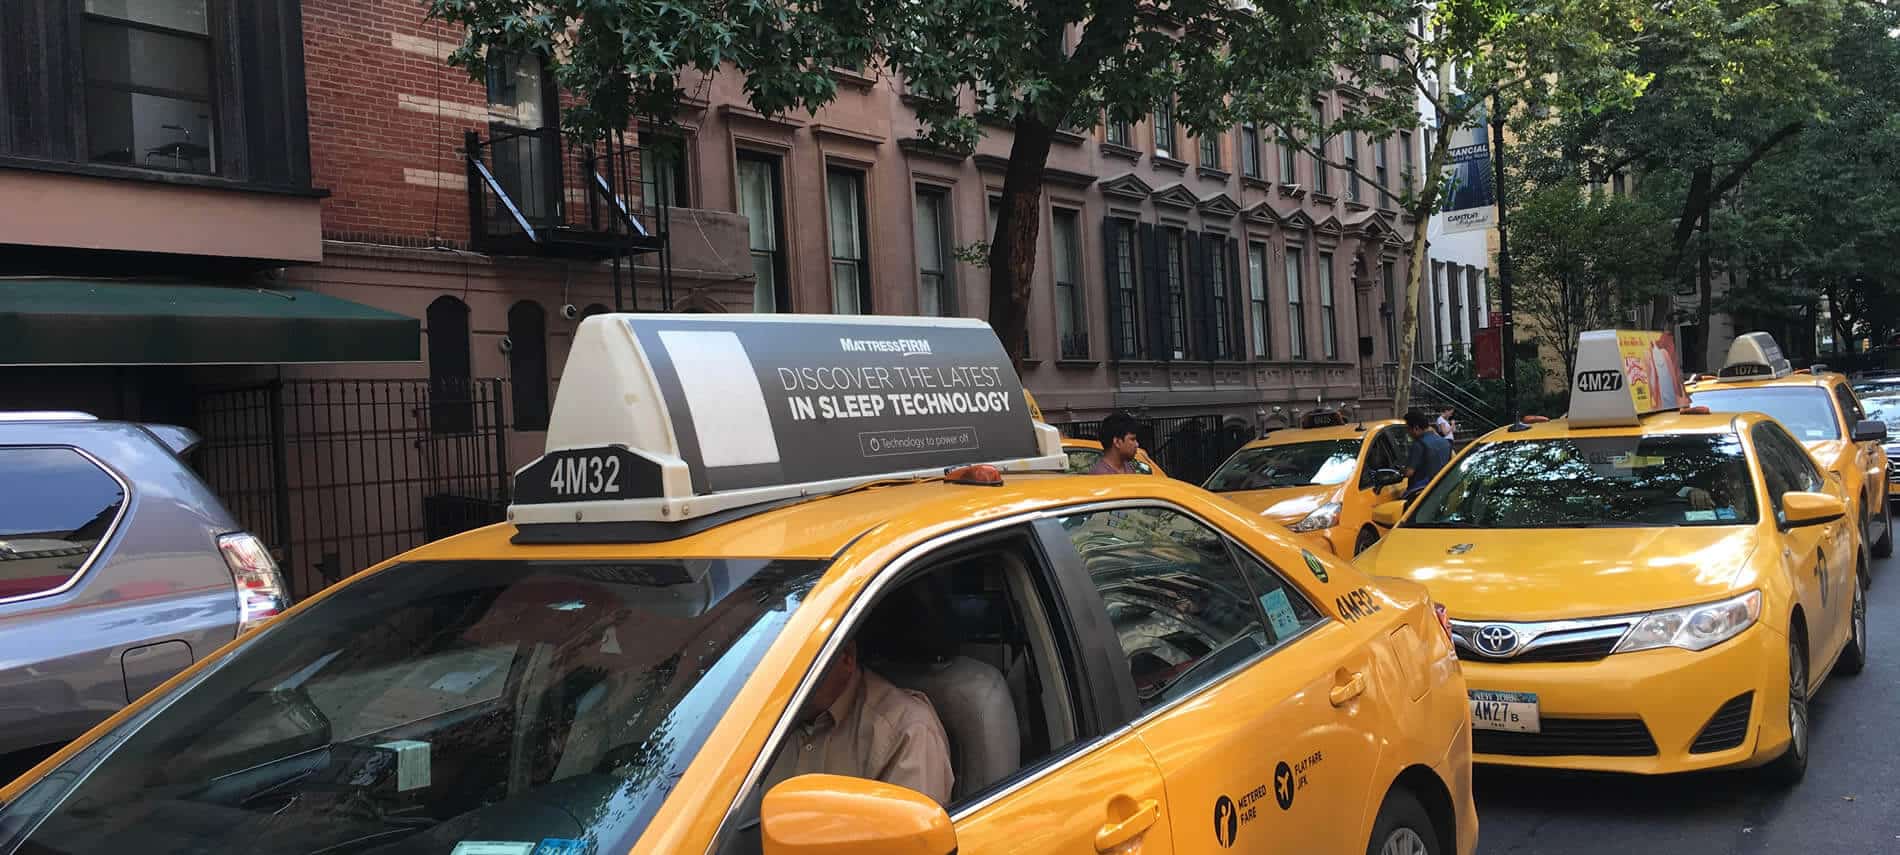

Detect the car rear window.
[
  {"left": 0, "top": 446, "right": 125, "bottom": 600},
  {"left": 0, "top": 557, "right": 827, "bottom": 855},
  {"left": 1690, "top": 386, "right": 1840, "bottom": 441}
]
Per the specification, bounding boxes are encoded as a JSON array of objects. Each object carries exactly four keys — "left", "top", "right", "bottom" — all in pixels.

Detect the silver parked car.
[{"left": 0, "top": 412, "right": 288, "bottom": 780}]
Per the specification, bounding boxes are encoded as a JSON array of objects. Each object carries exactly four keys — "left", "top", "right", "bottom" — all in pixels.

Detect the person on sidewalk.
[
  {"left": 1405, "top": 410, "right": 1453, "bottom": 502},
  {"left": 1087, "top": 413, "right": 1144, "bottom": 475},
  {"left": 1434, "top": 406, "right": 1457, "bottom": 441}
]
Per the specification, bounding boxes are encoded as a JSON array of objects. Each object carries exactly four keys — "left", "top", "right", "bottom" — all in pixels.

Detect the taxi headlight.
[
  {"left": 1613, "top": 590, "right": 1762, "bottom": 654},
  {"left": 1289, "top": 502, "right": 1342, "bottom": 532}
]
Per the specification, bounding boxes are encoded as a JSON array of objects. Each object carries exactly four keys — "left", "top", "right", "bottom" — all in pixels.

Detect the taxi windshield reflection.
[
  {"left": 2, "top": 558, "right": 826, "bottom": 855},
  {"left": 1690, "top": 387, "right": 1840, "bottom": 441},
  {"left": 1410, "top": 434, "right": 1759, "bottom": 529},
  {"left": 1204, "top": 440, "right": 1362, "bottom": 491}
]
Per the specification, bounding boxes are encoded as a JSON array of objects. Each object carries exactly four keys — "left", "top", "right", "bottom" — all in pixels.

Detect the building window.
[
  {"left": 1344, "top": 129, "right": 1360, "bottom": 203},
  {"left": 1154, "top": 102, "right": 1176, "bottom": 160},
  {"left": 1374, "top": 139, "right": 1390, "bottom": 205},
  {"left": 1241, "top": 125, "right": 1262, "bottom": 179},
  {"left": 1166, "top": 229, "right": 1189, "bottom": 359},
  {"left": 507, "top": 301, "right": 551, "bottom": 431},
  {"left": 1286, "top": 246, "right": 1307, "bottom": 359},
  {"left": 485, "top": 53, "right": 558, "bottom": 227},
  {"left": 1381, "top": 260, "right": 1398, "bottom": 356},
  {"left": 1107, "top": 116, "right": 1133, "bottom": 147},
  {"left": 1318, "top": 253, "right": 1337, "bottom": 359},
  {"left": 738, "top": 152, "right": 787, "bottom": 312},
  {"left": 1612, "top": 172, "right": 1627, "bottom": 195},
  {"left": 827, "top": 168, "right": 872, "bottom": 313},
  {"left": 1431, "top": 261, "right": 1447, "bottom": 352},
  {"left": 1400, "top": 131, "right": 1415, "bottom": 189},
  {"left": 1248, "top": 242, "right": 1270, "bottom": 358},
  {"left": 1199, "top": 134, "right": 1220, "bottom": 170},
  {"left": 914, "top": 186, "right": 955, "bottom": 316},
  {"left": 1108, "top": 219, "right": 1142, "bottom": 359},
  {"left": 427, "top": 296, "right": 473, "bottom": 435},
  {"left": 1449, "top": 263, "right": 1465, "bottom": 344},
  {"left": 1208, "top": 235, "right": 1233, "bottom": 359},
  {"left": 640, "top": 137, "right": 689, "bottom": 209},
  {"left": 83, "top": 0, "right": 216, "bottom": 174},
  {"left": 1279, "top": 132, "right": 1297, "bottom": 184},
  {"left": 1309, "top": 103, "right": 1330, "bottom": 195},
  {"left": 1053, "top": 209, "right": 1087, "bottom": 358}
]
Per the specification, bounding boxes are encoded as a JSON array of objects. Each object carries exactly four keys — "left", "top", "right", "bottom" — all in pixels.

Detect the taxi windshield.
[
  {"left": 1690, "top": 386, "right": 1840, "bottom": 441},
  {"left": 1204, "top": 440, "right": 1362, "bottom": 491},
  {"left": 1410, "top": 434, "right": 1759, "bottom": 529},
  {"left": 0, "top": 557, "right": 826, "bottom": 855}
]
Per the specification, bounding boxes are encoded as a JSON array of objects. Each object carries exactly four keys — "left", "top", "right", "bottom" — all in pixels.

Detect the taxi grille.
[
  {"left": 1689, "top": 692, "right": 1754, "bottom": 754},
  {"left": 1456, "top": 635, "right": 1621, "bottom": 664},
  {"left": 1474, "top": 718, "right": 1659, "bottom": 757}
]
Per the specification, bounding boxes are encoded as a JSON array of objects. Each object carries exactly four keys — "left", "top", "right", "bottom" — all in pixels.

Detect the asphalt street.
[{"left": 1474, "top": 551, "right": 1900, "bottom": 854}]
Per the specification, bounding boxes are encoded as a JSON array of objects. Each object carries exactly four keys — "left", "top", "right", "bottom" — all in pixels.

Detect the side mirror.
[
  {"left": 763, "top": 774, "right": 956, "bottom": 855},
  {"left": 1853, "top": 418, "right": 1889, "bottom": 443},
  {"left": 1781, "top": 491, "right": 1847, "bottom": 529},
  {"left": 1371, "top": 500, "right": 1407, "bottom": 528},
  {"left": 1367, "top": 468, "right": 1404, "bottom": 490}
]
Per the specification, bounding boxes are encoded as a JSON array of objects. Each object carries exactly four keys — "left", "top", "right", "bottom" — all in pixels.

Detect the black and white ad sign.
[{"left": 631, "top": 319, "right": 1040, "bottom": 494}]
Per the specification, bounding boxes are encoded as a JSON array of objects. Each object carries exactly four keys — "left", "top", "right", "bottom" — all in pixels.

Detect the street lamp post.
[{"left": 1490, "top": 94, "right": 1518, "bottom": 422}]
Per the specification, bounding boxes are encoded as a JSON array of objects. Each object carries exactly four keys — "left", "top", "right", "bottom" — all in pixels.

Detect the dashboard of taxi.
[{"left": 1, "top": 558, "right": 827, "bottom": 855}]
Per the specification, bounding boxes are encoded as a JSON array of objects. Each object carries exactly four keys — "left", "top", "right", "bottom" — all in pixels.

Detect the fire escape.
[{"left": 464, "top": 125, "right": 673, "bottom": 311}]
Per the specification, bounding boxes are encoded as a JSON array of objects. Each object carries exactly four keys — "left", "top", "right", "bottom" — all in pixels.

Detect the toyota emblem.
[{"left": 1476, "top": 625, "right": 1519, "bottom": 656}]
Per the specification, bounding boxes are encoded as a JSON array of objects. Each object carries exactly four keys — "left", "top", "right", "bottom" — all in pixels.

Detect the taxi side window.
[
  {"left": 1753, "top": 423, "right": 1824, "bottom": 513},
  {"left": 1056, "top": 506, "right": 1285, "bottom": 712},
  {"left": 1360, "top": 429, "right": 1402, "bottom": 486},
  {"left": 1835, "top": 383, "right": 1866, "bottom": 424}
]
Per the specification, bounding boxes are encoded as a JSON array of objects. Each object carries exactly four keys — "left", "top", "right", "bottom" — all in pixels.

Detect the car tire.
[
  {"left": 1354, "top": 526, "right": 1381, "bottom": 557},
  {"left": 1838, "top": 570, "right": 1869, "bottom": 676},
  {"left": 1874, "top": 501, "right": 1893, "bottom": 559},
  {"left": 1764, "top": 630, "right": 1810, "bottom": 787},
  {"left": 1365, "top": 788, "right": 1440, "bottom": 855}
]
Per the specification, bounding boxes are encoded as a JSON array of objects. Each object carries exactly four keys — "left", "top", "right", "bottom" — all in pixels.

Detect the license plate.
[{"left": 1469, "top": 690, "right": 1541, "bottom": 733}]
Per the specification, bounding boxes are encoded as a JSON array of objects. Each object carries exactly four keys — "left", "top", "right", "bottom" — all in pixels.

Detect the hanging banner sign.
[{"left": 1441, "top": 141, "right": 1495, "bottom": 235}]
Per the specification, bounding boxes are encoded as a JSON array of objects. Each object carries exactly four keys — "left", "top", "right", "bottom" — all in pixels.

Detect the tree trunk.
[
  {"left": 1695, "top": 210, "right": 1713, "bottom": 371},
  {"left": 1392, "top": 137, "right": 1450, "bottom": 415},
  {"left": 988, "top": 115, "right": 1057, "bottom": 370}
]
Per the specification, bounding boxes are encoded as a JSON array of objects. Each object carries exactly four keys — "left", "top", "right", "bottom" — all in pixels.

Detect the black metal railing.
[
  {"left": 465, "top": 127, "right": 672, "bottom": 308},
  {"left": 195, "top": 378, "right": 511, "bottom": 600},
  {"left": 1361, "top": 363, "right": 1399, "bottom": 398},
  {"left": 1061, "top": 331, "right": 1090, "bottom": 360},
  {"left": 1051, "top": 414, "right": 1252, "bottom": 485}
]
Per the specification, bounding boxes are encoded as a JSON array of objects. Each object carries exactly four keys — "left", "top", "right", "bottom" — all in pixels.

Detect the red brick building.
[{"left": 0, "top": 0, "right": 1427, "bottom": 594}]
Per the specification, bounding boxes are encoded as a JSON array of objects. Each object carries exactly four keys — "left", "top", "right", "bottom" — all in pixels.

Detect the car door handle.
[
  {"left": 1330, "top": 672, "right": 1368, "bottom": 706},
  {"left": 1094, "top": 799, "right": 1160, "bottom": 852}
]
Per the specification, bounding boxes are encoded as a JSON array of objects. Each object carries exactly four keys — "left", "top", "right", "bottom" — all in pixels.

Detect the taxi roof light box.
[
  {"left": 508, "top": 314, "right": 1066, "bottom": 533},
  {"left": 1568, "top": 329, "right": 1690, "bottom": 429}
]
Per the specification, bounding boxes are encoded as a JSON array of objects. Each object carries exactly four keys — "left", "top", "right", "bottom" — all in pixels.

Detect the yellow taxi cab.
[
  {"left": 1203, "top": 420, "right": 1409, "bottom": 557},
  {"left": 0, "top": 315, "right": 1476, "bottom": 855},
  {"left": 1686, "top": 332, "right": 1892, "bottom": 559},
  {"left": 1357, "top": 329, "right": 1868, "bottom": 784}
]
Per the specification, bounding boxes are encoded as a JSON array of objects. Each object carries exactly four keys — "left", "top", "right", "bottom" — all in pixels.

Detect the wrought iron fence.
[
  {"left": 1050, "top": 414, "right": 1253, "bottom": 485},
  {"left": 194, "top": 378, "right": 510, "bottom": 600}
]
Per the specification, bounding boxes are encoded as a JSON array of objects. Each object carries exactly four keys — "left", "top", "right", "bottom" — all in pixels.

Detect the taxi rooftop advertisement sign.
[
  {"left": 509, "top": 314, "right": 1062, "bottom": 532},
  {"left": 1568, "top": 329, "right": 1685, "bottom": 428}
]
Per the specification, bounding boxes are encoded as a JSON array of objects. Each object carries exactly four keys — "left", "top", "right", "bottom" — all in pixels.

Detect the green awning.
[{"left": 0, "top": 280, "right": 420, "bottom": 365}]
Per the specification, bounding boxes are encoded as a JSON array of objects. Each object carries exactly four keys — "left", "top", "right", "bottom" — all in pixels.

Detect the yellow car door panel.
[{"left": 953, "top": 734, "right": 1175, "bottom": 855}]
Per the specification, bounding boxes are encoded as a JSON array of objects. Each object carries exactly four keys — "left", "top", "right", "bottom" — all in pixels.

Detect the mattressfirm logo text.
[{"left": 839, "top": 337, "right": 932, "bottom": 355}]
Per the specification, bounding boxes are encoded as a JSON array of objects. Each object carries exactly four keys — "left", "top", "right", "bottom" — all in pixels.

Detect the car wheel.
[
  {"left": 1838, "top": 570, "right": 1869, "bottom": 676},
  {"left": 1764, "top": 631, "right": 1810, "bottom": 786},
  {"left": 1875, "top": 501, "right": 1893, "bottom": 559},
  {"left": 1365, "top": 788, "right": 1439, "bottom": 855},
  {"left": 1354, "top": 526, "right": 1381, "bottom": 557}
]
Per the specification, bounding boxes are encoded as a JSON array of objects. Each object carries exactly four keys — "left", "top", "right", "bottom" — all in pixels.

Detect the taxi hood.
[
  {"left": 1364, "top": 526, "right": 1759, "bottom": 622},
  {"left": 1218, "top": 484, "right": 1338, "bottom": 523}
]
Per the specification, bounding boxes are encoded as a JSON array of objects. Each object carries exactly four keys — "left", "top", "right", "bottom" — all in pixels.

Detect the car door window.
[
  {"left": 1835, "top": 383, "right": 1865, "bottom": 424},
  {"left": 1359, "top": 429, "right": 1403, "bottom": 488},
  {"left": 1753, "top": 423, "right": 1823, "bottom": 518},
  {"left": 0, "top": 447, "right": 126, "bottom": 600},
  {"left": 1054, "top": 506, "right": 1286, "bottom": 712}
]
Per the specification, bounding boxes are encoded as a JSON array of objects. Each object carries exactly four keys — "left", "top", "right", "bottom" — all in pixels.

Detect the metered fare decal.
[{"left": 1213, "top": 751, "right": 1325, "bottom": 847}]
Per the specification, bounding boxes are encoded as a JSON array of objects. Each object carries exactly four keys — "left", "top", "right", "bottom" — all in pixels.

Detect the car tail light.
[
  {"left": 1432, "top": 602, "right": 1455, "bottom": 644},
  {"left": 219, "top": 532, "right": 289, "bottom": 633}
]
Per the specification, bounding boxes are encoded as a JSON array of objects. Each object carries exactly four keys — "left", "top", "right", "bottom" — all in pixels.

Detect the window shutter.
[
  {"left": 1139, "top": 222, "right": 1167, "bottom": 361},
  {"left": 1228, "top": 237, "right": 1244, "bottom": 361},
  {"left": 1183, "top": 230, "right": 1202, "bottom": 360},
  {"left": 1191, "top": 232, "right": 1215, "bottom": 361},
  {"left": 1102, "top": 217, "right": 1125, "bottom": 360}
]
